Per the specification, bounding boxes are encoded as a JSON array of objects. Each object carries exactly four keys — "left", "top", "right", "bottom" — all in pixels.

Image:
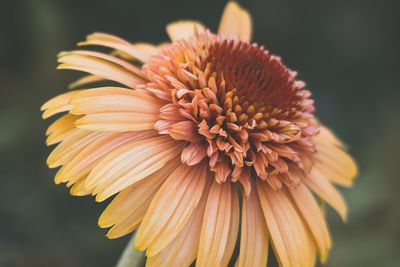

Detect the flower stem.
[{"left": 116, "top": 232, "right": 145, "bottom": 267}]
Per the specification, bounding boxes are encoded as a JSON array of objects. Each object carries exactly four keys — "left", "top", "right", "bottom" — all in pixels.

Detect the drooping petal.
[
  {"left": 305, "top": 169, "right": 348, "bottom": 221},
  {"left": 86, "top": 136, "right": 185, "bottom": 201},
  {"left": 257, "top": 180, "right": 316, "bottom": 267},
  {"left": 218, "top": 2, "right": 252, "bottom": 42},
  {"left": 197, "top": 180, "right": 239, "bottom": 267},
  {"left": 236, "top": 181, "right": 268, "bottom": 267},
  {"left": 289, "top": 183, "right": 332, "bottom": 263},
  {"left": 145, "top": 180, "right": 208, "bottom": 267},
  {"left": 99, "top": 158, "right": 181, "bottom": 238},
  {"left": 314, "top": 126, "right": 357, "bottom": 187},
  {"left": 41, "top": 90, "right": 82, "bottom": 119},
  {"left": 166, "top": 21, "right": 205, "bottom": 42},
  {"left": 135, "top": 162, "right": 208, "bottom": 256}
]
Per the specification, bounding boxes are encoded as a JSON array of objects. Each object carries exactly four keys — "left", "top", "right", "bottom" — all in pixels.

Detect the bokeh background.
[{"left": 1, "top": 0, "right": 399, "bottom": 266}]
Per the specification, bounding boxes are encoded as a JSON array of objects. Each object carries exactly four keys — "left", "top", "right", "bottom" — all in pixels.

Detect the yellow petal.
[
  {"left": 236, "top": 182, "right": 268, "bottom": 267},
  {"left": 78, "top": 33, "right": 151, "bottom": 62},
  {"left": 135, "top": 162, "right": 208, "bottom": 256},
  {"left": 218, "top": 2, "right": 252, "bottom": 42},
  {"left": 305, "top": 169, "right": 348, "bottom": 221},
  {"left": 75, "top": 112, "right": 159, "bottom": 132},
  {"left": 99, "top": 158, "right": 181, "bottom": 239},
  {"left": 57, "top": 54, "right": 143, "bottom": 88},
  {"left": 45, "top": 114, "right": 81, "bottom": 145},
  {"left": 197, "top": 180, "right": 239, "bottom": 267},
  {"left": 61, "top": 50, "right": 144, "bottom": 77},
  {"left": 86, "top": 136, "right": 185, "bottom": 201},
  {"left": 41, "top": 90, "right": 82, "bottom": 119},
  {"left": 69, "top": 75, "right": 104, "bottom": 89},
  {"left": 47, "top": 130, "right": 107, "bottom": 168},
  {"left": 257, "top": 180, "right": 316, "bottom": 267},
  {"left": 314, "top": 126, "right": 358, "bottom": 187},
  {"left": 166, "top": 21, "right": 205, "bottom": 42},
  {"left": 289, "top": 183, "right": 332, "bottom": 263},
  {"left": 55, "top": 131, "right": 155, "bottom": 184},
  {"left": 145, "top": 180, "right": 208, "bottom": 267},
  {"left": 70, "top": 87, "right": 162, "bottom": 115}
]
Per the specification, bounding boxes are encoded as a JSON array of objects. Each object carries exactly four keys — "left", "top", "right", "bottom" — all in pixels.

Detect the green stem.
[{"left": 116, "top": 232, "right": 145, "bottom": 267}]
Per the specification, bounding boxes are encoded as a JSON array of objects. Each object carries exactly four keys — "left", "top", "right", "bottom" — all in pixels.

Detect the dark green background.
[{"left": 1, "top": 0, "right": 399, "bottom": 266}]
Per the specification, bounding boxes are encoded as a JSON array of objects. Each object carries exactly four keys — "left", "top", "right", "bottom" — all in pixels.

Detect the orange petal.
[
  {"left": 75, "top": 112, "right": 159, "bottom": 132},
  {"left": 78, "top": 33, "right": 151, "bottom": 63},
  {"left": 236, "top": 182, "right": 268, "bottom": 267},
  {"left": 55, "top": 131, "right": 155, "bottom": 184},
  {"left": 145, "top": 179, "right": 208, "bottom": 267},
  {"left": 197, "top": 180, "right": 239, "bottom": 267},
  {"left": 57, "top": 54, "right": 143, "bottom": 88},
  {"left": 70, "top": 87, "right": 162, "bottom": 115},
  {"left": 289, "top": 183, "right": 332, "bottom": 263},
  {"left": 86, "top": 136, "right": 184, "bottom": 201},
  {"left": 218, "top": 2, "right": 252, "bottom": 42},
  {"left": 47, "top": 130, "right": 107, "bottom": 168},
  {"left": 305, "top": 169, "right": 348, "bottom": 221},
  {"left": 135, "top": 162, "right": 208, "bottom": 256},
  {"left": 257, "top": 180, "right": 316, "bottom": 267},
  {"left": 166, "top": 21, "right": 205, "bottom": 42},
  {"left": 99, "top": 158, "right": 181, "bottom": 238},
  {"left": 181, "top": 142, "right": 208, "bottom": 165}
]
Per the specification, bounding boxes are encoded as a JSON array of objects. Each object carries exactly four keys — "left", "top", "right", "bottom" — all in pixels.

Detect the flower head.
[{"left": 42, "top": 2, "right": 357, "bottom": 266}]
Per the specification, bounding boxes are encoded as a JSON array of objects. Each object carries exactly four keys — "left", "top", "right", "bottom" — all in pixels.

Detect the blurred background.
[{"left": 1, "top": 0, "right": 399, "bottom": 266}]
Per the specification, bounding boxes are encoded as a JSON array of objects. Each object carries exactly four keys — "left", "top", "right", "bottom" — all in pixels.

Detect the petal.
[
  {"left": 78, "top": 33, "right": 151, "bottom": 63},
  {"left": 57, "top": 54, "right": 143, "bottom": 88},
  {"left": 257, "top": 180, "right": 316, "bottom": 267},
  {"left": 314, "top": 126, "right": 357, "bottom": 187},
  {"left": 168, "top": 121, "right": 202, "bottom": 142},
  {"left": 45, "top": 114, "right": 81, "bottom": 145},
  {"left": 70, "top": 87, "right": 162, "bottom": 115},
  {"left": 181, "top": 142, "right": 208, "bottom": 166},
  {"left": 197, "top": 180, "right": 239, "bottom": 267},
  {"left": 289, "top": 183, "right": 332, "bottom": 263},
  {"left": 145, "top": 181, "right": 208, "bottom": 267},
  {"left": 236, "top": 182, "right": 268, "bottom": 267},
  {"left": 166, "top": 21, "right": 205, "bottom": 42},
  {"left": 60, "top": 50, "right": 144, "bottom": 78},
  {"left": 75, "top": 112, "right": 159, "bottom": 132},
  {"left": 47, "top": 130, "right": 107, "bottom": 168},
  {"left": 218, "top": 2, "right": 252, "bottom": 42},
  {"left": 135, "top": 162, "right": 208, "bottom": 256},
  {"left": 305, "top": 169, "right": 348, "bottom": 221},
  {"left": 69, "top": 75, "right": 104, "bottom": 89},
  {"left": 55, "top": 131, "right": 156, "bottom": 184},
  {"left": 86, "top": 136, "right": 185, "bottom": 201},
  {"left": 99, "top": 158, "right": 181, "bottom": 238},
  {"left": 41, "top": 90, "right": 82, "bottom": 119}
]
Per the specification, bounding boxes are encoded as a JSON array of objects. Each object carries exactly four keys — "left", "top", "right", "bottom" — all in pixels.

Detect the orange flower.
[{"left": 42, "top": 2, "right": 357, "bottom": 266}]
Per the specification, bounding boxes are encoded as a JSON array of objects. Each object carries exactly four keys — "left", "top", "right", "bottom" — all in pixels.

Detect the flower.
[{"left": 41, "top": 2, "right": 357, "bottom": 266}]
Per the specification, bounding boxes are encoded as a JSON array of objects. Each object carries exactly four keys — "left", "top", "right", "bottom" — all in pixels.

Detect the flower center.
[{"left": 145, "top": 33, "right": 319, "bottom": 186}]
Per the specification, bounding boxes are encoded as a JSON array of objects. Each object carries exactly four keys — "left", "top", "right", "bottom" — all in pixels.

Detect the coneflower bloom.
[{"left": 42, "top": 2, "right": 357, "bottom": 266}]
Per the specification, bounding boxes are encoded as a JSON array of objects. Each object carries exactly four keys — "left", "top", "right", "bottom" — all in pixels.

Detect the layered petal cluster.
[{"left": 42, "top": 2, "right": 357, "bottom": 267}]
